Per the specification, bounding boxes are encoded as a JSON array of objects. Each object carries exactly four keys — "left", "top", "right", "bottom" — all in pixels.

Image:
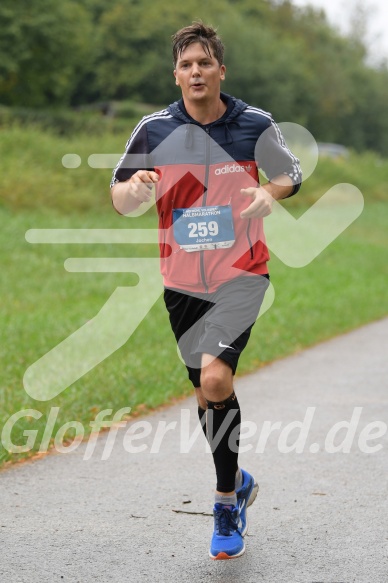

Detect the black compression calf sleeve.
[
  {"left": 206, "top": 391, "right": 241, "bottom": 493},
  {"left": 198, "top": 406, "right": 207, "bottom": 437}
]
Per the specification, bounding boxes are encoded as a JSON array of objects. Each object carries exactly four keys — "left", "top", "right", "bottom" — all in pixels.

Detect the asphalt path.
[{"left": 0, "top": 319, "right": 387, "bottom": 583}]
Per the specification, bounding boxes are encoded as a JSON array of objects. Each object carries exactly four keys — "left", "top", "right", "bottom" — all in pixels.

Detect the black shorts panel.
[{"left": 164, "top": 275, "right": 269, "bottom": 387}]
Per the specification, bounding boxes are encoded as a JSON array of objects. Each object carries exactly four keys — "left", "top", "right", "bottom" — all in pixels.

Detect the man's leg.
[
  {"left": 197, "top": 355, "right": 247, "bottom": 559},
  {"left": 199, "top": 355, "right": 240, "bottom": 496},
  {"left": 196, "top": 355, "right": 259, "bottom": 560}
]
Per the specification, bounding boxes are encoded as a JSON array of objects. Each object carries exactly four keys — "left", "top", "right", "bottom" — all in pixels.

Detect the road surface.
[{"left": 0, "top": 319, "right": 387, "bottom": 582}]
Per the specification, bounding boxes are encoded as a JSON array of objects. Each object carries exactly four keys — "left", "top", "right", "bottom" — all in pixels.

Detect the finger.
[
  {"left": 147, "top": 171, "right": 160, "bottom": 183},
  {"left": 134, "top": 191, "right": 152, "bottom": 203},
  {"left": 240, "top": 199, "right": 266, "bottom": 218},
  {"left": 129, "top": 182, "right": 152, "bottom": 201},
  {"left": 130, "top": 174, "right": 152, "bottom": 190},
  {"left": 137, "top": 185, "right": 153, "bottom": 200},
  {"left": 240, "top": 188, "right": 257, "bottom": 197},
  {"left": 137, "top": 170, "right": 159, "bottom": 183},
  {"left": 240, "top": 208, "right": 255, "bottom": 219},
  {"left": 241, "top": 204, "right": 271, "bottom": 219},
  {"left": 240, "top": 201, "right": 257, "bottom": 218}
]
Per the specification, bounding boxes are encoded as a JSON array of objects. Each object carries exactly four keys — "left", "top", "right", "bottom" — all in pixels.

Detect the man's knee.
[
  {"left": 201, "top": 369, "right": 225, "bottom": 394},
  {"left": 200, "top": 356, "right": 233, "bottom": 401}
]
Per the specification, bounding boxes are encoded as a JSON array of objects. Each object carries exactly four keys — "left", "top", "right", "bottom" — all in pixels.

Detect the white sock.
[{"left": 215, "top": 492, "right": 237, "bottom": 507}]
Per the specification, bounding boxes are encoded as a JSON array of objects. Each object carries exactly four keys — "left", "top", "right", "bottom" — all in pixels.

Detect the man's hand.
[
  {"left": 111, "top": 170, "right": 159, "bottom": 215},
  {"left": 240, "top": 176, "right": 295, "bottom": 219},
  {"left": 240, "top": 187, "right": 274, "bottom": 219},
  {"left": 128, "top": 170, "right": 160, "bottom": 203}
]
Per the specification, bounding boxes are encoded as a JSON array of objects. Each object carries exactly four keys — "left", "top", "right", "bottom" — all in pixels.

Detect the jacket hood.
[{"left": 167, "top": 92, "right": 248, "bottom": 125}]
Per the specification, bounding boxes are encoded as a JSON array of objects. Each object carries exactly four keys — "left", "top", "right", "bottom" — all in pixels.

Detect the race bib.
[{"left": 172, "top": 205, "right": 235, "bottom": 252}]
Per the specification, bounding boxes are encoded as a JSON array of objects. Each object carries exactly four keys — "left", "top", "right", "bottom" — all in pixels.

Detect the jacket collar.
[{"left": 167, "top": 92, "right": 247, "bottom": 126}]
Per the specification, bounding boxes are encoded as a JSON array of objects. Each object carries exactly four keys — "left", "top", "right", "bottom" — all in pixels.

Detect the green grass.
[
  {"left": 0, "top": 123, "right": 387, "bottom": 466},
  {"left": 1, "top": 125, "right": 388, "bottom": 213}
]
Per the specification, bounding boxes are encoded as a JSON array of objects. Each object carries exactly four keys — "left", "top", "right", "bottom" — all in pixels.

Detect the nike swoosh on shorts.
[{"left": 218, "top": 341, "right": 235, "bottom": 350}]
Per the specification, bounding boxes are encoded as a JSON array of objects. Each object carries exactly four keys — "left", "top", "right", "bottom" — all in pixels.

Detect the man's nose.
[{"left": 192, "top": 63, "right": 201, "bottom": 76}]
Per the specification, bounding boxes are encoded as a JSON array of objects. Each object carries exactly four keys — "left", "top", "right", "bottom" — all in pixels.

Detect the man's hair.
[{"left": 172, "top": 21, "right": 225, "bottom": 68}]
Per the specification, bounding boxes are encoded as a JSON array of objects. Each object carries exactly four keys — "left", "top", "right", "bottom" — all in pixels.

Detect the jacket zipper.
[
  {"left": 246, "top": 218, "right": 254, "bottom": 259},
  {"left": 200, "top": 127, "right": 211, "bottom": 293},
  {"left": 160, "top": 210, "right": 166, "bottom": 257}
]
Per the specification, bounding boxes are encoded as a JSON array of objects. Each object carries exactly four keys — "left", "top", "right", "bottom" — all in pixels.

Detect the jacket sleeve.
[
  {"left": 256, "top": 116, "right": 302, "bottom": 197},
  {"left": 110, "top": 120, "right": 153, "bottom": 188}
]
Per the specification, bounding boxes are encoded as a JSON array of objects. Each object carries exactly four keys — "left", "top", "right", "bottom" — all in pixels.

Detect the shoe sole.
[
  {"left": 241, "top": 481, "right": 259, "bottom": 538},
  {"left": 209, "top": 545, "right": 246, "bottom": 560},
  {"left": 247, "top": 481, "right": 259, "bottom": 508}
]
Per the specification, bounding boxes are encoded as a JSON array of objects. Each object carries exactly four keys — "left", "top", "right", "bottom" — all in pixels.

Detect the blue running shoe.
[
  {"left": 209, "top": 503, "right": 245, "bottom": 560},
  {"left": 236, "top": 468, "right": 259, "bottom": 537}
]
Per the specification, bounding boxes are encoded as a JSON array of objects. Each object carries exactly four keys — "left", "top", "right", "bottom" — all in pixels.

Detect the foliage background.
[{"left": 1, "top": 0, "right": 388, "bottom": 154}]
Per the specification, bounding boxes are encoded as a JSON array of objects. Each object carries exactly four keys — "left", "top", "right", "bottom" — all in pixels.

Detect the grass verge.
[
  {"left": 0, "top": 201, "right": 387, "bottom": 466},
  {"left": 0, "top": 122, "right": 387, "bottom": 466}
]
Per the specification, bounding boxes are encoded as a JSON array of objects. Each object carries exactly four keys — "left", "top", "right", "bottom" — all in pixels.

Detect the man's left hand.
[{"left": 240, "top": 187, "right": 274, "bottom": 219}]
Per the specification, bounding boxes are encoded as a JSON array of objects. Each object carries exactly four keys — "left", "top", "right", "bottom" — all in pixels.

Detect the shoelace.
[{"left": 215, "top": 506, "right": 239, "bottom": 536}]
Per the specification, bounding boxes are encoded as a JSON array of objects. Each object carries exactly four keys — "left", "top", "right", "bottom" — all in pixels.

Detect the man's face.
[{"left": 174, "top": 42, "right": 226, "bottom": 105}]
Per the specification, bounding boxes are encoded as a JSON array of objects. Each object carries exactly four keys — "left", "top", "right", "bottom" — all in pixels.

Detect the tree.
[
  {"left": 0, "top": 0, "right": 95, "bottom": 106},
  {"left": 97, "top": 0, "right": 235, "bottom": 104}
]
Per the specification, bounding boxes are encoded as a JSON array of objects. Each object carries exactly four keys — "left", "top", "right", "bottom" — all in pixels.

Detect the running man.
[{"left": 110, "top": 22, "right": 302, "bottom": 560}]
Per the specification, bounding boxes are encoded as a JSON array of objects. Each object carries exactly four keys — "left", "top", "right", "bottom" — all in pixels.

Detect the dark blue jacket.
[{"left": 111, "top": 93, "right": 302, "bottom": 292}]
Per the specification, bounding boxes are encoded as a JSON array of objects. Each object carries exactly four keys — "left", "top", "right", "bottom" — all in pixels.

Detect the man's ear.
[
  {"left": 220, "top": 64, "right": 226, "bottom": 81},
  {"left": 174, "top": 70, "right": 179, "bottom": 86}
]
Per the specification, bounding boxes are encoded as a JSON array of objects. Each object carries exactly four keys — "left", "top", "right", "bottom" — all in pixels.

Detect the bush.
[{"left": 0, "top": 105, "right": 135, "bottom": 136}]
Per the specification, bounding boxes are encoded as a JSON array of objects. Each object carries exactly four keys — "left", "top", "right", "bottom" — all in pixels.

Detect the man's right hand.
[
  {"left": 127, "top": 170, "right": 160, "bottom": 203},
  {"left": 111, "top": 170, "right": 160, "bottom": 215}
]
